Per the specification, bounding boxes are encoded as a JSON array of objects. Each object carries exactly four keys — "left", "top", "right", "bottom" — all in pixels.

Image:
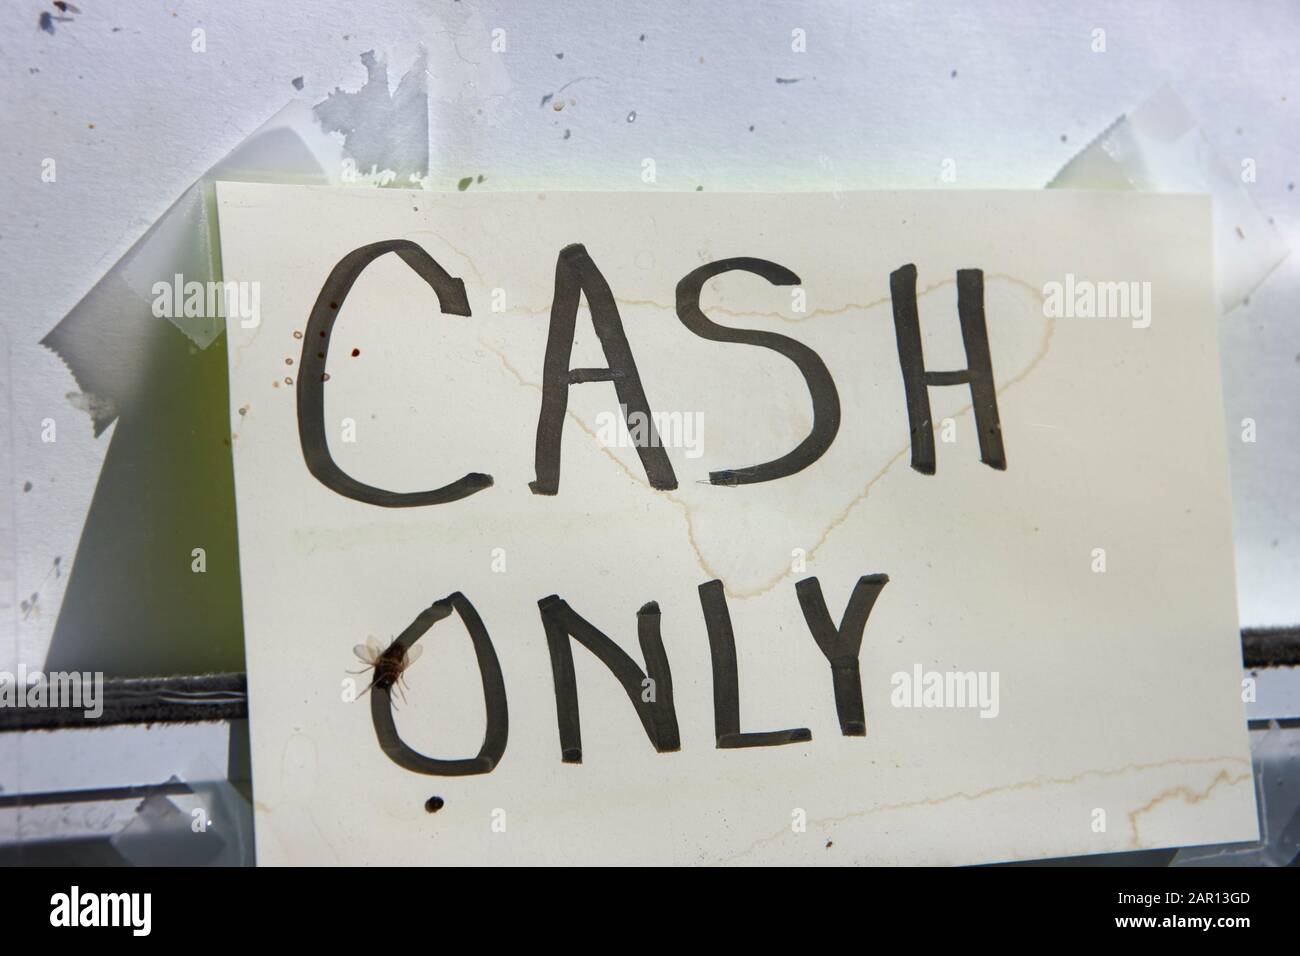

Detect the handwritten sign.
[{"left": 217, "top": 183, "right": 1256, "bottom": 865}]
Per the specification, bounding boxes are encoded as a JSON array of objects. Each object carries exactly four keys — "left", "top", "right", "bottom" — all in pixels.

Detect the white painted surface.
[{"left": 1, "top": 1, "right": 1296, "bottom": 663}]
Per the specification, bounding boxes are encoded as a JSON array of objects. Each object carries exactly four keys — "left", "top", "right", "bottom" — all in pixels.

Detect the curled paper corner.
[
  {"left": 41, "top": 45, "right": 434, "bottom": 434},
  {"left": 1048, "top": 85, "right": 1290, "bottom": 314},
  {"left": 39, "top": 100, "right": 349, "bottom": 440},
  {"left": 37, "top": 44, "right": 433, "bottom": 441}
]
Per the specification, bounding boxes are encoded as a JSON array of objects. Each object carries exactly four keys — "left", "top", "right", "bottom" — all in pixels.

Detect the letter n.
[{"left": 539, "top": 596, "right": 680, "bottom": 762}]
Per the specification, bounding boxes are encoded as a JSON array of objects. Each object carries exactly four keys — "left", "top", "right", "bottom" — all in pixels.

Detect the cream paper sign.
[{"left": 216, "top": 182, "right": 1257, "bottom": 865}]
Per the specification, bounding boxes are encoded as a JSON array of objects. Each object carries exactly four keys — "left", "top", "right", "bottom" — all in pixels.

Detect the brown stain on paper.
[{"left": 480, "top": 275, "right": 1054, "bottom": 599}]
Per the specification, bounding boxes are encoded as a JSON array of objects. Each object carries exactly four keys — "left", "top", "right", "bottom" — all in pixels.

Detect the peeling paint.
[{"left": 314, "top": 49, "right": 430, "bottom": 186}]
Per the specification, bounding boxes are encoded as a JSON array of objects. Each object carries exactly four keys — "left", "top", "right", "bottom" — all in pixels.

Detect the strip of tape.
[{"left": 1048, "top": 85, "right": 1289, "bottom": 313}]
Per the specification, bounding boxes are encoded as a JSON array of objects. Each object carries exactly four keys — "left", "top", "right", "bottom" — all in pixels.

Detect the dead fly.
[{"left": 350, "top": 636, "right": 423, "bottom": 705}]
